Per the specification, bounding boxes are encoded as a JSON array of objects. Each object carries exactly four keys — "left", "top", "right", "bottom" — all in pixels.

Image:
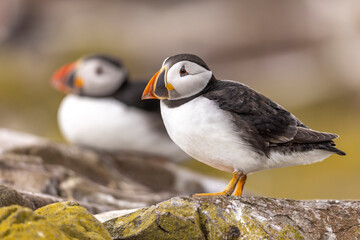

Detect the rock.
[
  {"left": 0, "top": 184, "right": 113, "bottom": 214},
  {"left": 0, "top": 128, "right": 227, "bottom": 213},
  {"left": 35, "top": 201, "right": 111, "bottom": 240},
  {"left": 95, "top": 209, "right": 140, "bottom": 223},
  {"left": 0, "top": 185, "right": 60, "bottom": 210},
  {"left": 0, "top": 205, "right": 69, "bottom": 239},
  {"left": 0, "top": 129, "right": 45, "bottom": 154},
  {"left": 104, "top": 196, "right": 360, "bottom": 240},
  {"left": 0, "top": 185, "right": 31, "bottom": 208},
  {"left": 0, "top": 201, "right": 111, "bottom": 240}
]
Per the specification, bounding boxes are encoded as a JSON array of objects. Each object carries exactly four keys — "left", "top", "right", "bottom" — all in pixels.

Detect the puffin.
[
  {"left": 51, "top": 54, "right": 187, "bottom": 162},
  {"left": 142, "top": 53, "right": 346, "bottom": 196}
]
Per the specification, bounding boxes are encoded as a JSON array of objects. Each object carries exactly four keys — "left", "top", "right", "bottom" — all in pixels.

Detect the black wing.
[{"left": 203, "top": 79, "right": 342, "bottom": 155}]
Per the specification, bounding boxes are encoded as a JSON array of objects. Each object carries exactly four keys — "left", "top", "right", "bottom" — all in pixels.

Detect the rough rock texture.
[
  {"left": 0, "top": 201, "right": 111, "bottom": 240},
  {"left": 2, "top": 128, "right": 360, "bottom": 239},
  {"left": 104, "top": 196, "right": 360, "bottom": 240},
  {"left": 95, "top": 209, "right": 140, "bottom": 223},
  {"left": 0, "top": 185, "right": 60, "bottom": 210},
  {"left": 35, "top": 201, "right": 111, "bottom": 240},
  {"left": 0, "top": 128, "right": 226, "bottom": 213}
]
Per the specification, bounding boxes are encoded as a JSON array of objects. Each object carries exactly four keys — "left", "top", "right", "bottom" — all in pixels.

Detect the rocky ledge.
[
  {"left": 104, "top": 196, "right": 360, "bottom": 239},
  {"left": 1, "top": 188, "right": 359, "bottom": 239},
  {"left": 0, "top": 128, "right": 227, "bottom": 213},
  {"left": 0, "top": 128, "right": 360, "bottom": 239},
  {"left": 0, "top": 201, "right": 111, "bottom": 240}
]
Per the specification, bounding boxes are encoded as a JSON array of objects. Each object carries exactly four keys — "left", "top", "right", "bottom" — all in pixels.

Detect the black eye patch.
[
  {"left": 179, "top": 65, "right": 189, "bottom": 77},
  {"left": 96, "top": 66, "right": 103, "bottom": 75}
]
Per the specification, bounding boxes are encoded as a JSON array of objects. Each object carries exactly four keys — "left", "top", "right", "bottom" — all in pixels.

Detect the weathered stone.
[
  {"left": 0, "top": 185, "right": 30, "bottom": 208},
  {"left": 0, "top": 129, "right": 45, "bottom": 154},
  {"left": 0, "top": 202, "right": 111, "bottom": 240},
  {"left": 0, "top": 185, "right": 61, "bottom": 210},
  {"left": 0, "top": 128, "right": 227, "bottom": 213},
  {"left": 95, "top": 209, "right": 140, "bottom": 223},
  {"left": 0, "top": 184, "right": 124, "bottom": 214},
  {"left": 35, "top": 201, "right": 111, "bottom": 240},
  {"left": 0, "top": 153, "right": 65, "bottom": 195},
  {"left": 0, "top": 205, "right": 69, "bottom": 239},
  {"left": 104, "top": 196, "right": 360, "bottom": 240}
]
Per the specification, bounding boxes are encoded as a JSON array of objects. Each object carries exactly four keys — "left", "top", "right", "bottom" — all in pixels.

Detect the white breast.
[
  {"left": 160, "top": 97, "right": 333, "bottom": 174},
  {"left": 161, "top": 97, "right": 261, "bottom": 173},
  {"left": 58, "top": 95, "right": 187, "bottom": 161}
]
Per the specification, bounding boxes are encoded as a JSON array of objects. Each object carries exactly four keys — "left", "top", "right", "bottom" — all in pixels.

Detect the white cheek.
[
  {"left": 87, "top": 74, "right": 125, "bottom": 96},
  {"left": 168, "top": 71, "right": 212, "bottom": 99},
  {"left": 79, "top": 65, "right": 126, "bottom": 96},
  {"left": 165, "top": 60, "right": 212, "bottom": 100}
]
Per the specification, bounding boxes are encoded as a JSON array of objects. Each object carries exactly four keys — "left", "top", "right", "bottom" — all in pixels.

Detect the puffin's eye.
[
  {"left": 95, "top": 66, "right": 103, "bottom": 75},
  {"left": 179, "top": 65, "right": 188, "bottom": 77}
]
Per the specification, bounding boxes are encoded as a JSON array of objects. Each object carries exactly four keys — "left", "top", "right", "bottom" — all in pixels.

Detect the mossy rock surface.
[
  {"left": 0, "top": 201, "right": 111, "bottom": 240},
  {"left": 104, "top": 197, "right": 274, "bottom": 240},
  {"left": 104, "top": 196, "right": 360, "bottom": 240}
]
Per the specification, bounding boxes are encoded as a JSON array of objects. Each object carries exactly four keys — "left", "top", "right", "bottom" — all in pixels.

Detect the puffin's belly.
[
  {"left": 58, "top": 95, "right": 165, "bottom": 152},
  {"left": 161, "top": 97, "right": 262, "bottom": 173}
]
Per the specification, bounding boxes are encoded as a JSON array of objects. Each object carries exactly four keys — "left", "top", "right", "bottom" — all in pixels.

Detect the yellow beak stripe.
[
  {"left": 166, "top": 83, "right": 174, "bottom": 90},
  {"left": 75, "top": 77, "right": 84, "bottom": 88}
]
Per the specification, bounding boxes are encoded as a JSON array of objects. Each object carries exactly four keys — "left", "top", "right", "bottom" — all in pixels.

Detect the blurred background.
[{"left": 0, "top": 0, "right": 359, "bottom": 200}]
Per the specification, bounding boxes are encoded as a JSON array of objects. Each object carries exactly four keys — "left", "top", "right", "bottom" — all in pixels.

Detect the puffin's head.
[
  {"left": 142, "top": 54, "right": 212, "bottom": 101},
  {"left": 51, "top": 54, "right": 127, "bottom": 97}
]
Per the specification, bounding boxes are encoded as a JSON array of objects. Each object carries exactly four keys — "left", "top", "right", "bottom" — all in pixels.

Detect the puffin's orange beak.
[
  {"left": 51, "top": 61, "right": 83, "bottom": 93},
  {"left": 142, "top": 66, "right": 169, "bottom": 100},
  {"left": 142, "top": 70, "right": 160, "bottom": 99}
]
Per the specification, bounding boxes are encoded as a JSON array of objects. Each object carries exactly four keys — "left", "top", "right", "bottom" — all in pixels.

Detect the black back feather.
[{"left": 202, "top": 79, "right": 346, "bottom": 156}]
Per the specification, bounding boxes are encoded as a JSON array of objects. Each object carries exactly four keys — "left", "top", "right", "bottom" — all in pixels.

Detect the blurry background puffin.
[{"left": 51, "top": 54, "right": 188, "bottom": 162}]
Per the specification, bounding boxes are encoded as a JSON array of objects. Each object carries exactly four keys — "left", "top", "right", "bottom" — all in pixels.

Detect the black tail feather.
[
  {"left": 271, "top": 140, "right": 346, "bottom": 156},
  {"left": 320, "top": 144, "right": 346, "bottom": 156}
]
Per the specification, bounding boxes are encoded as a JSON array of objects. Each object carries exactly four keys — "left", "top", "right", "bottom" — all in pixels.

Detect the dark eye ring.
[
  {"left": 96, "top": 66, "right": 103, "bottom": 75},
  {"left": 179, "top": 65, "right": 188, "bottom": 77}
]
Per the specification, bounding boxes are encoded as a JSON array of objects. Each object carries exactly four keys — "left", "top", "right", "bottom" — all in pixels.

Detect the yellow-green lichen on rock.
[
  {"left": 201, "top": 202, "right": 269, "bottom": 239},
  {"left": 0, "top": 201, "right": 111, "bottom": 240},
  {"left": 103, "top": 196, "right": 360, "bottom": 240},
  {"left": 0, "top": 205, "right": 69, "bottom": 240},
  {"left": 35, "top": 201, "right": 111, "bottom": 240},
  {"left": 106, "top": 199, "right": 205, "bottom": 240},
  {"left": 104, "top": 197, "right": 272, "bottom": 240},
  {"left": 194, "top": 200, "right": 262, "bottom": 239},
  {"left": 276, "top": 225, "right": 304, "bottom": 240}
]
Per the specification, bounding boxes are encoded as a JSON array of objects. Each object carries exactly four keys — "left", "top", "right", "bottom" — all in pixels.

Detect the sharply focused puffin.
[
  {"left": 142, "top": 53, "right": 346, "bottom": 196},
  {"left": 51, "top": 54, "right": 187, "bottom": 161}
]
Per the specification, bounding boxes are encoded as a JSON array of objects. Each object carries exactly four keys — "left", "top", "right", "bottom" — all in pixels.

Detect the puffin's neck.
[{"left": 162, "top": 75, "right": 217, "bottom": 108}]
